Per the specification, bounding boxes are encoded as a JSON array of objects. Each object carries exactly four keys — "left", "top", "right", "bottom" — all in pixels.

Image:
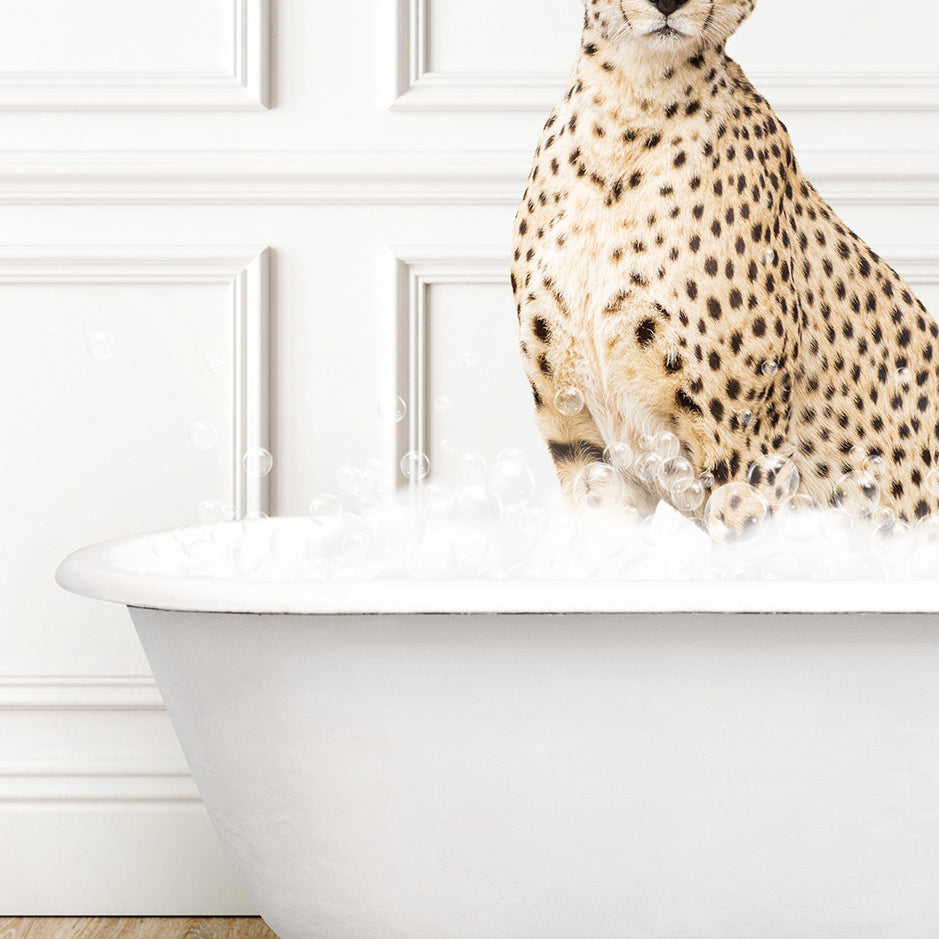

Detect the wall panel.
[
  {"left": 0, "top": 0, "right": 269, "bottom": 109},
  {"left": 396, "top": 0, "right": 939, "bottom": 112}
]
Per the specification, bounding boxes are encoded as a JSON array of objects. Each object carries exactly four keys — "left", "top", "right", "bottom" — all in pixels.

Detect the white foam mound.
[{"left": 139, "top": 491, "right": 939, "bottom": 584}]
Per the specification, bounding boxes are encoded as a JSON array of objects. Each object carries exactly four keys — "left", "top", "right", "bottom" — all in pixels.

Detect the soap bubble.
[
  {"left": 478, "top": 565, "right": 509, "bottom": 580},
  {"left": 459, "top": 451, "right": 487, "bottom": 482},
  {"left": 659, "top": 456, "right": 696, "bottom": 493},
  {"left": 87, "top": 330, "right": 116, "bottom": 360},
  {"left": 699, "top": 471, "right": 715, "bottom": 490},
  {"left": 736, "top": 409, "right": 754, "bottom": 429},
  {"left": 182, "top": 538, "right": 216, "bottom": 570},
  {"left": 776, "top": 494, "right": 821, "bottom": 541},
  {"left": 762, "top": 552, "right": 801, "bottom": 581},
  {"left": 233, "top": 536, "right": 265, "bottom": 574},
  {"left": 434, "top": 395, "right": 452, "bottom": 412},
  {"left": 400, "top": 450, "right": 431, "bottom": 481},
  {"left": 572, "top": 463, "right": 624, "bottom": 512},
  {"left": 519, "top": 505, "right": 549, "bottom": 539},
  {"left": 351, "top": 494, "right": 380, "bottom": 518},
  {"left": 497, "top": 447, "right": 525, "bottom": 466},
  {"left": 747, "top": 454, "right": 800, "bottom": 505},
  {"left": 422, "top": 483, "right": 455, "bottom": 526},
  {"left": 440, "top": 437, "right": 457, "bottom": 454},
  {"left": 603, "top": 442, "right": 632, "bottom": 471},
  {"left": 270, "top": 524, "right": 312, "bottom": 570},
  {"left": 849, "top": 446, "right": 867, "bottom": 467},
  {"left": 454, "top": 487, "right": 502, "bottom": 527},
  {"left": 152, "top": 534, "right": 182, "bottom": 560},
  {"left": 635, "top": 452, "right": 661, "bottom": 483},
  {"left": 651, "top": 431, "right": 681, "bottom": 460},
  {"left": 374, "top": 505, "right": 425, "bottom": 556},
  {"left": 926, "top": 469, "right": 939, "bottom": 498},
  {"left": 407, "top": 534, "right": 458, "bottom": 579},
  {"left": 871, "top": 515, "right": 916, "bottom": 562},
  {"left": 457, "top": 529, "right": 492, "bottom": 568},
  {"left": 761, "top": 360, "right": 778, "bottom": 377},
  {"left": 555, "top": 387, "right": 585, "bottom": 417},
  {"left": 336, "top": 465, "right": 366, "bottom": 494},
  {"left": 760, "top": 248, "right": 777, "bottom": 266},
  {"left": 189, "top": 421, "right": 218, "bottom": 451},
  {"left": 869, "top": 506, "right": 896, "bottom": 532},
  {"left": 705, "top": 483, "right": 770, "bottom": 544},
  {"left": 896, "top": 367, "right": 912, "bottom": 384},
  {"left": 243, "top": 448, "right": 273, "bottom": 478},
  {"left": 820, "top": 506, "right": 855, "bottom": 539},
  {"left": 365, "top": 458, "right": 394, "bottom": 494},
  {"left": 832, "top": 471, "right": 881, "bottom": 518},
  {"left": 199, "top": 500, "right": 236, "bottom": 524},
  {"left": 309, "top": 493, "right": 343, "bottom": 526},
  {"left": 377, "top": 395, "right": 407, "bottom": 423},
  {"left": 489, "top": 458, "right": 536, "bottom": 511},
  {"left": 210, "top": 523, "right": 240, "bottom": 552},
  {"left": 863, "top": 455, "right": 887, "bottom": 480},
  {"left": 462, "top": 351, "right": 479, "bottom": 368},
  {"left": 916, "top": 515, "right": 939, "bottom": 544},
  {"left": 342, "top": 531, "right": 371, "bottom": 563},
  {"left": 670, "top": 480, "right": 706, "bottom": 513}
]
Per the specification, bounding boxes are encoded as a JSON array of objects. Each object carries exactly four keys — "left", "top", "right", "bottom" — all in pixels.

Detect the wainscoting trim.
[{"left": 0, "top": 151, "right": 934, "bottom": 205}]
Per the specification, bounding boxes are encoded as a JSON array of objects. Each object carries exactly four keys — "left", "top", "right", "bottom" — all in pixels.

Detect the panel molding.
[
  {"left": 0, "top": 150, "right": 935, "bottom": 205},
  {"left": 0, "top": 0, "right": 269, "bottom": 110},
  {"left": 0, "top": 245, "right": 271, "bottom": 518},
  {"left": 393, "top": 0, "right": 939, "bottom": 112},
  {"left": 395, "top": 70, "right": 939, "bottom": 114},
  {"left": 0, "top": 676, "right": 197, "bottom": 806},
  {"left": 0, "top": 675, "right": 162, "bottom": 710},
  {"left": 0, "top": 760, "right": 200, "bottom": 805}
]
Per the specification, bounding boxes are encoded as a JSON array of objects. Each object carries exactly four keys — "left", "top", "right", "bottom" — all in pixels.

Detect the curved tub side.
[{"left": 131, "top": 607, "right": 939, "bottom": 939}]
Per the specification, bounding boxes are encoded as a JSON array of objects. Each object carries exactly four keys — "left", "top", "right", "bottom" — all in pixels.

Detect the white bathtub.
[{"left": 57, "top": 521, "right": 939, "bottom": 939}]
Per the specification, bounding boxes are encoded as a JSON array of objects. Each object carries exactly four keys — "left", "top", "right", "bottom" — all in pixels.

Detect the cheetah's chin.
[{"left": 638, "top": 23, "right": 699, "bottom": 50}]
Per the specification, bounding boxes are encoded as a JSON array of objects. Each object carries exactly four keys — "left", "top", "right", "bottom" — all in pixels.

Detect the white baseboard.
[
  {"left": 0, "top": 676, "right": 254, "bottom": 913},
  {"left": 0, "top": 806, "right": 255, "bottom": 914}
]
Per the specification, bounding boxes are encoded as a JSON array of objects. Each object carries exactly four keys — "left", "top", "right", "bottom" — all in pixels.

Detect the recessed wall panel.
[
  {"left": 1, "top": 283, "right": 230, "bottom": 674},
  {"left": 731, "top": 1, "right": 939, "bottom": 75},
  {"left": 0, "top": 248, "right": 270, "bottom": 676},
  {"left": 426, "top": 0, "right": 581, "bottom": 74},
  {"left": 425, "top": 281, "right": 555, "bottom": 492},
  {"left": 425, "top": 0, "right": 939, "bottom": 77},
  {"left": 404, "top": 0, "right": 939, "bottom": 111},
  {"left": 0, "top": 0, "right": 232, "bottom": 73}
]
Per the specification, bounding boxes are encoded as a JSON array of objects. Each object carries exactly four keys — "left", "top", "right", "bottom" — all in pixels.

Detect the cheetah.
[{"left": 512, "top": 0, "right": 939, "bottom": 527}]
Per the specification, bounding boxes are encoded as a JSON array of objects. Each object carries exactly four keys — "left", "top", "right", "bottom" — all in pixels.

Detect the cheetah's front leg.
[{"left": 535, "top": 401, "right": 660, "bottom": 517}]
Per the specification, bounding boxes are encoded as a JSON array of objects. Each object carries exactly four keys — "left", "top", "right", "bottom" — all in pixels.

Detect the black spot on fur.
[{"left": 635, "top": 319, "right": 657, "bottom": 347}]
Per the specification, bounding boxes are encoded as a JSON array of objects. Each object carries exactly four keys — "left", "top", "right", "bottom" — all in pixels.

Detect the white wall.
[{"left": 0, "top": 0, "right": 937, "bottom": 914}]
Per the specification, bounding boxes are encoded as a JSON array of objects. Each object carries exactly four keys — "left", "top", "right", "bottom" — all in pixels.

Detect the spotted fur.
[{"left": 512, "top": 0, "right": 939, "bottom": 524}]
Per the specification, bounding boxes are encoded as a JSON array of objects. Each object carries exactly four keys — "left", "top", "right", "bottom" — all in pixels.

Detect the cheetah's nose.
[{"left": 649, "top": 0, "right": 691, "bottom": 15}]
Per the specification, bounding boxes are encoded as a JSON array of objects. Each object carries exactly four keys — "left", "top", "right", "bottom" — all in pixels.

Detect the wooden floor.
[{"left": 0, "top": 921, "right": 279, "bottom": 939}]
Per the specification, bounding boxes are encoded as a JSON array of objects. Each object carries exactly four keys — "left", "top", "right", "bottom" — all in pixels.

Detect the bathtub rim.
[{"left": 55, "top": 522, "right": 939, "bottom": 616}]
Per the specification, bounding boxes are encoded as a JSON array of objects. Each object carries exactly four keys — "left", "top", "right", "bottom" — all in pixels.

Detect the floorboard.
[{"left": 0, "top": 920, "right": 279, "bottom": 939}]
